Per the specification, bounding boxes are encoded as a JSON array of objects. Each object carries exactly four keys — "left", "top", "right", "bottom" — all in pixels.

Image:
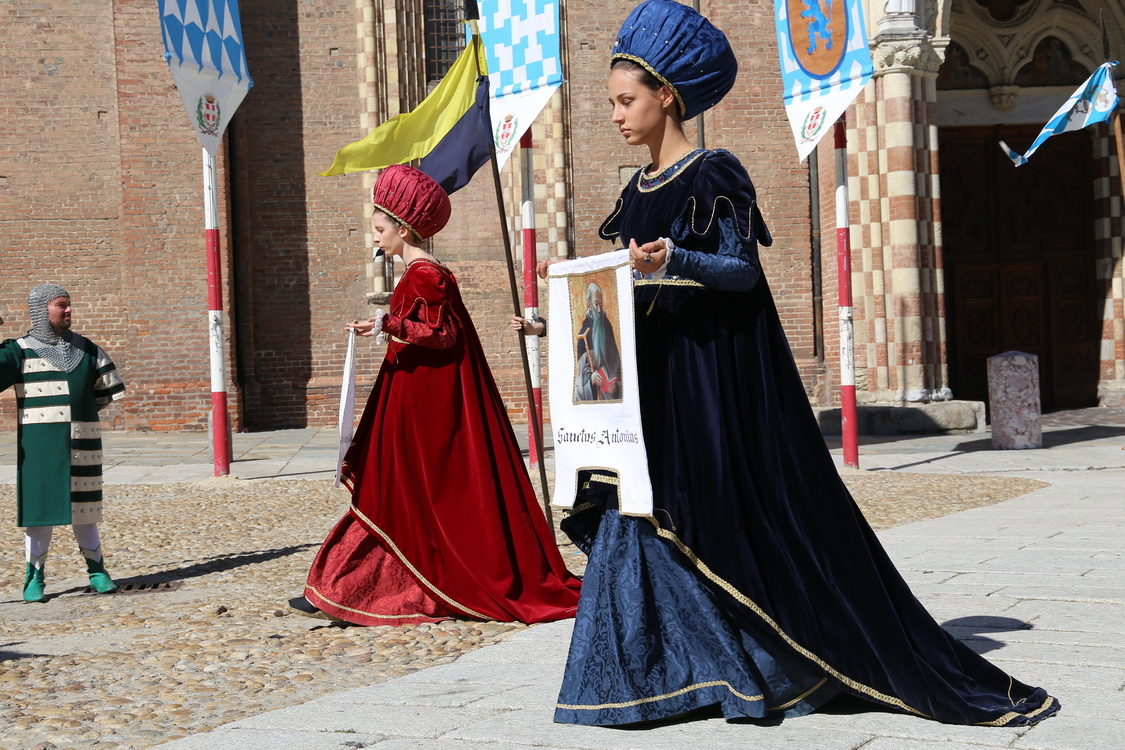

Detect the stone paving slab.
[
  {"left": 981, "top": 641, "right": 1125, "bottom": 669},
  {"left": 795, "top": 710, "right": 1028, "bottom": 746},
  {"left": 1000, "top": 662, "right": 1125, "bottom": 692},
  {"left": 860, "top": 741, "right": 1012, "bottom": 750},
  {"left": 928, "top": 571, "right": 1108, "bottom": 588},
  {"left": 998, "top": 599, "right": 1125, "bottom": 634},
  {"left": 943, "top": 626, "right": 1124, "bottom": 650},
  {"left": 454, "top": 636, "right": 572, "bottom": 665},
  {"left": 228, "top": 701, "right": 508, "bottom": 738},
  {"left": 391, "top": 659, "right": 564, "bottom": 686},
  {"left": 341, "top": 681, "right": 520, "bottom": 708},
  {"left": 987, "top": 584, "right": 1125, "bottom": 604},
  {"left": 1011, "top": 715, "right": 1125, "bottom": 750},
  {"left": 372, "top": 740, "right": 589, "bottom": 750},
  {"left": 148, "top": 729, "right": 387, "bottom": 750},
  {"left": 446, "top": 704, "right": 874, "bottom": 750}
]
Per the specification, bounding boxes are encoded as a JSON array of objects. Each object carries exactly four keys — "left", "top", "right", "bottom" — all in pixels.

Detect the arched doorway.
[{"left": 939, "top": 124, "right": 1100, "bottom": 408}]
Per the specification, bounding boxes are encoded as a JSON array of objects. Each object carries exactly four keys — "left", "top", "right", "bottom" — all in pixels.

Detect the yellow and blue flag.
[
  {"left": 1000, "top": 62, "right": 1120, "bottom": 167},
  {"left": 319, "top": 35, "right": 492, "bottom": 194}
]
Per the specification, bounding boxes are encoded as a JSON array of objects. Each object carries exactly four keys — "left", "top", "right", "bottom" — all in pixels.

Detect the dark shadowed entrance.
[{"left": 940, "top": 124, "right": 1100, "bottom": 410}]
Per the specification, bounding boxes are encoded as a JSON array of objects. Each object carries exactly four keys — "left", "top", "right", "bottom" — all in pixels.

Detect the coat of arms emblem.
[
  {"left": 196, "top": 94, "right": 221, "bottom": 136},
  {"left": 495, "top": 113, "right": 518, "bottom": 151},
  {"left": 801, "top": 106, "right": 827, "bottom": 141}
]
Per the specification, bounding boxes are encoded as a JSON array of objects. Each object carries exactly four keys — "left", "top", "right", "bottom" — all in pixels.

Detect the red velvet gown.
[{"left": 305, "top": 258, "right": 581, "bottom": 626}]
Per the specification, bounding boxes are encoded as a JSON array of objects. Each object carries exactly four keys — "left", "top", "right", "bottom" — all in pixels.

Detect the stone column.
[
  {"left": 868, "top": 9, "right": 946, "bottom": 404},
  {"left": 1095, "top": 125, "right": 1125, "bottom": 405},
  {"left": 359, "top": 0, "right": 382, "bottom": 295},
  {"left": 850, "top": 84, "right": 890, "bottom": 400}
]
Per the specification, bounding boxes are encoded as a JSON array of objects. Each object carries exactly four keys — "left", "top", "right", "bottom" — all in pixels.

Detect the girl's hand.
[
  {"left": 347, "top": 317, "right": 380, "bottom": 337},
  {"left": 535, "top": 259, "right": 558, "bottom": 280},
  {"left": 629, "top": 238, "right": 668, "bottom": 273},
  {"left": 511, "top": 316, "right": 546, "bottom": 336}
]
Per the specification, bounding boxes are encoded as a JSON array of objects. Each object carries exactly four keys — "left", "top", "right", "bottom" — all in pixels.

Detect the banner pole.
[
  {"left": 834, "top": 120, "right": 859, "bottom": 468},
  {"left": 203, "top": 147, "right": 232, "bottom": 476},
  {"left": 520, "top": 131, "right": 543, "bottom": 471},
  {"left": 478, "top": 40, "right": 553, "bottom": 523}
]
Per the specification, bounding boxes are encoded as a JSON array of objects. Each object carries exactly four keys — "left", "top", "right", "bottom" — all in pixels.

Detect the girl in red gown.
[{"left": 293, "top": 165, "right": 581, "bottom": 626}]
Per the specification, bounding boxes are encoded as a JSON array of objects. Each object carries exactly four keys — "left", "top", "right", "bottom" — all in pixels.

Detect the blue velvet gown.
[{"left": 554, "top": 149, "right": 1059, "bottom": 727}]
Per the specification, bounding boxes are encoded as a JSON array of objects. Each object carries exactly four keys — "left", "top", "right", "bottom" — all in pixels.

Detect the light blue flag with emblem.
[
  {"left": 158, "top": 0, "right": 253, "bottom": 156},
  {"left": 1000, "top": 62, "right": 1119, "bottom": 167},
  {"left": 775, "top": 0, "right": 873, "bottom": 161},
  {"left": 476, "top": 0, "right": 562, "bottom": 169}
]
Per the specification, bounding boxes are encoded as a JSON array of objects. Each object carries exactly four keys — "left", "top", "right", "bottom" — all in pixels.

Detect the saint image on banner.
[{"left": 569, "top": 270, "right": 622, "bottom": 404}]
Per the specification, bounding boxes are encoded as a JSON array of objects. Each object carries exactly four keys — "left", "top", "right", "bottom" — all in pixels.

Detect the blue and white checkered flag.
[
  {"left": 158, "top": 0, "right": 253, "bottom": 155},
  {"left": 476, "top": 0, "right": 562, "bottom": 170},
  {"left": 1000, "top": 62, "right": 1119, "bottom": 167}
]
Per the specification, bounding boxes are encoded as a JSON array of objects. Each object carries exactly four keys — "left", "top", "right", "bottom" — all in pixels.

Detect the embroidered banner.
[{"left": 548, "top": 250, "right": 652, "bottom": 515}]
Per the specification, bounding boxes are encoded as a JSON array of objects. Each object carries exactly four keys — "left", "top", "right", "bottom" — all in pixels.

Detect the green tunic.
[{"left": 0, "top": 335, "right": 126, "bottom": 527}]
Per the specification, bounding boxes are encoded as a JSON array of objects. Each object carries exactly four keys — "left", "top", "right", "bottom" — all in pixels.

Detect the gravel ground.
[{"left": 0, "top": 471, "right": 1046, "bottom": 750}]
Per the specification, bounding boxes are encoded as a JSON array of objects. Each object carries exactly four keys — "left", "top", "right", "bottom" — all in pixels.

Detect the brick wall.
[
  {"left": 0, "top": 0, "right": 231, "bottom": 431},
  {"left": 0, "top": 0, "right": 828, "bottom": 433}
]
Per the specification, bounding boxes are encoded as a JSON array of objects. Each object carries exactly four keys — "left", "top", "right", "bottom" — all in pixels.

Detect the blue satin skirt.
[{"left": 555, "top": 505, "right": 839, "bottom": 726}]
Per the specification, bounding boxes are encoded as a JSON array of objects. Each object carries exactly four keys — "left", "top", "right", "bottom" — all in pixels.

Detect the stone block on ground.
[{"left": 988, "top": 351, "right": 1042, "bottom": 449}]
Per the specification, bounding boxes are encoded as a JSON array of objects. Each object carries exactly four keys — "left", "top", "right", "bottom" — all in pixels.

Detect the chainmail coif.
[{"left": 27, "top": 283, "right": 84, "bottom": 373}]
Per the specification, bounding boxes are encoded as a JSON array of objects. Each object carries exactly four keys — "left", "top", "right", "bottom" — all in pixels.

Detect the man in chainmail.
[{"left": 0, "top": 284, "right": 126, "bottom": 602}]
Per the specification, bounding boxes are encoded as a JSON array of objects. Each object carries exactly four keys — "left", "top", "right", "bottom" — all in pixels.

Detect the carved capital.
[
  {"left": 873, "top": 38, "right": 944, "bottom": 75},
  {"left": 989, "top": 85, "right": 1020, "bottom": 110}
]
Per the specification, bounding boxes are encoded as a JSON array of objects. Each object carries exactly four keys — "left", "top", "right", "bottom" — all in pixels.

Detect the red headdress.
[{"left": 371, "top": 165, "right": 452, "bottom": 240}]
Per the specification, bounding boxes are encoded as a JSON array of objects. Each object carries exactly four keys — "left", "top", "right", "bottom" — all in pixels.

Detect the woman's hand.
[
  {"left": 346, "top": 317, "right": 381, "bottom": 337},
  {"left": 629, "top": 238, "right": 668, "bottom": 273}
]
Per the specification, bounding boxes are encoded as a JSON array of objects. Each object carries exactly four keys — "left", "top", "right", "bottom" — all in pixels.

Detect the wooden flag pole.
[
  {"left": 488, "top": 134, "right": 554, "bottom": 524},
  {"left": 464, "top": 10, "right": 554, "bottom": 523}
]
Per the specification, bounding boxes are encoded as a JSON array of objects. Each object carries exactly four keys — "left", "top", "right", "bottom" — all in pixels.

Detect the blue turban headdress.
[{"left": 611, "top": 0, "right": 738, "bottom": 121}]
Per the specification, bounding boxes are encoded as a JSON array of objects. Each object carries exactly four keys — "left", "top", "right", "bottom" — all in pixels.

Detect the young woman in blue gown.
[{"left": 552, "top": 0, "right": 1059, "bottom": 729}]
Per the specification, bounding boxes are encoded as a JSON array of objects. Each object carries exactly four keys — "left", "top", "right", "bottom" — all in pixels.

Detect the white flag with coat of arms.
[
  {"left": 775, "top": 0, "right": 873, "bottom": 161},
  {"left": 158, "top": 0, "right": 253, "bottom": 156},
  {"left": 475, "top": 0, "right": 562, "bottom": 170},
  {"left": 999, "top": 62, "right": 1120, "bottom": 167}
]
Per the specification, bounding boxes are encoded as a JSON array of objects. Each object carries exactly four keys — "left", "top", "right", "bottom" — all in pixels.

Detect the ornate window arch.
[{"left": 938, "top": 0, "right": 1122, "bottom": 96}]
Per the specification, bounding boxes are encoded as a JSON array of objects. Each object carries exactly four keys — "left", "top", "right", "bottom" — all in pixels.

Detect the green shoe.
[
  {"left": 84, "top": 557, "right": 117, "bottom": 594},
  {"left": 23, "top": 563, "right": 46, "bottom": 603}
]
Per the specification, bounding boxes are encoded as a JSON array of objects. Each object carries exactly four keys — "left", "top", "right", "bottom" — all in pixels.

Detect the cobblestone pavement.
[{"left": 0, "top": 470, "right": 1047, "bottom": 750}]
